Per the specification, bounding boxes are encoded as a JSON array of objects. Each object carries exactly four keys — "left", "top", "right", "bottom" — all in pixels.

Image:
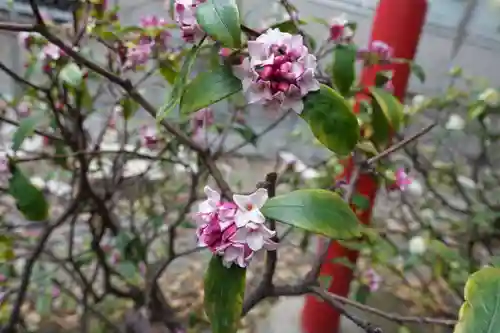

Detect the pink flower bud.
[{"left": 219, "top": 48, "right": 232, "bottom": 57}]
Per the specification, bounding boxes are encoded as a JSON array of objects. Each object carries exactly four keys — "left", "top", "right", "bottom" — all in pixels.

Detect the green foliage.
[
  {"left": 180, "top": 65, "right": 242, "bottom": 114},
  {"left": 302, "top": 84, "right": 360, "bottom": 156},
  {"left": 8, "top": 164, "right": 49, "bottom": 221},
  {"left": 12, "top": 113, "right": 45, "bottom": 151},
  {"left": 59, "top": 63, "right": 84, "bottom": 87},
  {"left": 158, "top": 42, "right": 204, "bottom": 119},
  {"left": 196, "top": 0, "right": 242, "bottom": 48},
  {"left": 331, "top": 44, "right": 357, "bottom": 96},
  {"left": 204, "top": 256, "right": 246, "bottom": 333},
  {"left": 369, "top": 87, "right": 404, "bottom": 148},
  {"left": 454, "top": 267, "right": 500, "bottom": 333},
  {"left": 261, "top": 189, "right": 361, "bottom": 239}
]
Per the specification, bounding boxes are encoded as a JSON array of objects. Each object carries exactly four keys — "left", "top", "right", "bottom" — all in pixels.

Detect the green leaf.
[
  {"left": 196, "top": 0, "right": 241, "bottom": 48},
  {"left": 410, "top": 62, "right": 426, "bottom": 83},
  {"left": 369, "top": 87, "right": 404, "bottom": 148},
  {"left": 204, "top": 256, "right": 246, "bottom": 333},
  {"left": 157, "top": 42, "right": 204, "bottom": 119},
  {"left": 301, "top": 84, "right": 360, "bottom": 156},
  {"left": 332, "top": 44, "right": 357, "bottom": 96},
  {"left": 232, "top": 123, "right": 258, "bottom": 146},
  {"left": 270, "top": 19, "right": 307, "bottom": 33},
  {"left": 12, "top": 113, "right": 44, "bottom": 151},
  {"left": 261, "top": 189, "right": 361, "bottom": 239},
  {"left": 354, "top": 284, "right": 371, "bottom": 304},
  {"left": 159, "top": 59, "right": 178, "bottom": 85},
  {"left": 8, "top": 164, "right": 49, "bottom": 221},
  {"left": 59, "top": 63, "right": 84, "bottom": 87},
  {"left": 454, "top": 267, "right": 500, "bottom": 333},
  {"left": 120, "top": 97, "right": 139, "bottom": 120},
  {"left": 180, "top": 65, "right": 242, "bottom": 114},
  {"left": 351, "top": 194, "right": 370, "bottom": 211}
]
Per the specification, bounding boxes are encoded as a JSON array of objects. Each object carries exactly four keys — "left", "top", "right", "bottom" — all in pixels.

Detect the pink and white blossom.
[
  {"left": 233, "top": 28, "right": 320, "bottom": 114},
  {"left": 124, "top": 42, "right": 153, "bottom": 70},
  {"left": 17, "top": 100, "right": 31, "bottom": 118},
  {"left": 18, "top": 31, "right": 40, "bottom": 49},
  {"left": 329, "top": 13, "right": 353, "bottom": 43},
  {"left": 357, "top": 40, "right": 393, "bottom": 63},
  {"left": 195, "top": 186, "right": 276, "bottom": 268},
  {"left": 233, "top": 188, "right": 268, "bottom": 227},
  {"left": 174, "top": 0, "right": 206, "bottom": 43},
  {"left": 140, "top": 126, "right": 159, "bottom": 149},
  {"left": 140, "top": 15, "right": 167, "bottom": 29},
  {"left": 362, "top": 268, "right": 382, "bottom": 292},
  {"left": 40, "top": 43, "right": 63, "bottom": 61},
  {"left": 395, "top": 168, "right": 412, "bottom": 191}
]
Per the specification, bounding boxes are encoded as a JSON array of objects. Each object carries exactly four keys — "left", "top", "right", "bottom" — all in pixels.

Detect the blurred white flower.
[
  {"left": 479, "top": 88, "right": 500, "bottom": 107},
  {"left": 445, "top": 114, "right": 465, "bottom": 131},
  {"left": 409, "top": 236, "right": 426, "bottom": 255}
]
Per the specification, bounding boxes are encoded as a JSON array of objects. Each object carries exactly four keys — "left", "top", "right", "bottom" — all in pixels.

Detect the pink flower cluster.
[
  {"left": 124, "top": 15, "right": 170, "bottom": 70},
  {"left": 234, "top": 29, "right": 320, "bottom": 114},
  {"left": 357, "top": 40, "right": 393, "bottom": 64},
  {"left": 395, "top": 168, "right": 412, "bottom": 191},
  {"left": 329, "top": 14, "right": 353, "bottom": 44},
  {"left": 195, "top": 186, "right": 277, "bottom": 268},
  {"left": 140, "top": 126, "right": 160, "bottom": 149},
  {"left": 174, "top": 0, "right": 206, "bottom": 43}
]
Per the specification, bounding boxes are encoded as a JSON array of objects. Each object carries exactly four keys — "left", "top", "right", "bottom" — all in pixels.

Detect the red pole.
[{"left": 301, "top": 1, "right": 428, "bottom": 333}]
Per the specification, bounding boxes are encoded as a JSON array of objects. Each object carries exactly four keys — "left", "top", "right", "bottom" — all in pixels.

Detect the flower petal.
[
  {"left": 250, "top": 188, "right": 268, "bottom": 208},
  {"left": 247, "top": 232, "right": 264, "bottom": 251}
]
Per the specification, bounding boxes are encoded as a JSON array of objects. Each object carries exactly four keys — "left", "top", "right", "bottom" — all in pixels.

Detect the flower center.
[{"left": 245, "top": 203, "right": 253, "bottom": 211}]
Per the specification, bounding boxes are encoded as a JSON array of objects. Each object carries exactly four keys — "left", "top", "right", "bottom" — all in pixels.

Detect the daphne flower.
[
  {"left": 357, "top": 40, "right": 393, "bottom": 64},
  {"left": 191, "top": 108, "right": 214, "bottom": 145},
  {"left": 140, "top": 15, "right": 167, "bottom": 28},
  {"left": 329, "top": 13, "right": 353, "bottom": 43},
  {"left": 233, "top": 28, "right": 320, "bottom": 114},
  {"left": 233, "top": 188, "right": 268, "bottom": 227},
  {"left": 194, "top": 187, "right": 276, "bottom": 268},
  {"left": 17, "top": 100, "right": 31, "bottom": 118},
  {"left": 174, "top": 0, "right": 205, "bottom": 43},
  {"left": 395, "top": 168, "right": 412, "bottom": 191},
  {"left": 362, "top": 268, "right": 382, "bottom": 292},
  {"left": 124, "top": 42, "right": 152, "bottom": 70},
  {"left": 140, "top": 126, "right": 159, "bottom": 149},
  {"left": 384, "top": 80, "right": 394, "bottom": 93},
  {"left": 18, "top": 31, "right": 40, "bottom": 49},
  {"left": 198, "top": 185, "right": 221, "bottom": 215},
  {"left": 233, "top": 222, "right": 277, "bottom": 251},
  {"left": 40, "top": 43, "right": 62, "bottom": 61}
]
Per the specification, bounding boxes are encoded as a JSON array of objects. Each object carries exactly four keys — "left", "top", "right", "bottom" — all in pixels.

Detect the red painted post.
[{"left": 301, "top": 1, "right": 428, "bottom": 333}]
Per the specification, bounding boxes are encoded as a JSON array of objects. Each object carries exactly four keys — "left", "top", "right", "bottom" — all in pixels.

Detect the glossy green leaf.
[
  {"left": 196, "top": 0, "right": 241, "bottom": 48},
  {"left": 410, "top": 62, "right": 426, "bottom": 83},
  {"left": 180, "top": 65, "right": 242, "bottom": 114},
  {"left": 454, "top": 267, "right": 500, "bottom": 333},
  {"left": 261, "top": 189, "right": 361, "bottom": 239},
  {"left": 157, "top": 42, "right": 204, "bottom": 119},
  {"left": 301, "top": 84, "right": 360, "bottom": 156},
  {"left": 204, "top": 256, "right": 246, "bottom": 333},
  {"left": 8, "top": 164, "right": 49, "bottom": 221},
  {"left": 59, "top": 63, "right": 84, "bottom": 87},
  {"left": 11, "top": 113, "right": 44, "bottom": 151},
  {"left": 332, "top": 44, "right": 357, "bottom": 96},
  {"left": 369, "top": 87, "right": 404, "bottom": 147},
  {"left": 36, "top": 291, "right": 52, "bottom": 317}
]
